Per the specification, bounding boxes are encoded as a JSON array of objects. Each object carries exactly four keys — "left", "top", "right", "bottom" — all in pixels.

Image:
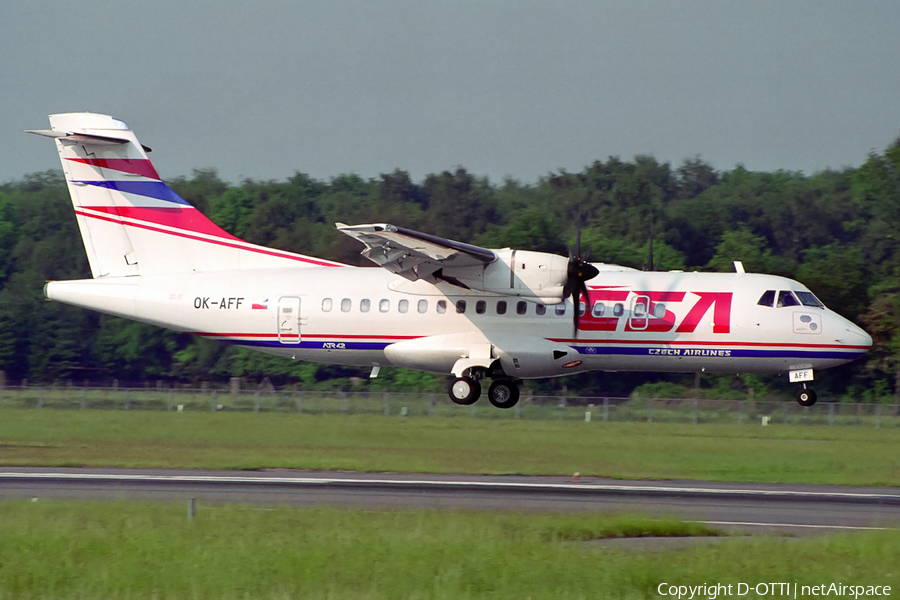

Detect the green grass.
[
  {"left": 1, "top": 410, "right": 900, "bottom": 485},
  {"left": 0, "top": 500, "right": 897, "bottom": 599}
]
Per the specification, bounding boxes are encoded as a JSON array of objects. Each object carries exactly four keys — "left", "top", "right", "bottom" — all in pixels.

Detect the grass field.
[
  {"left": 1, "top": 410, "right": 899, "bottom": 486},
  {"left": 0, "top": 500, "right": 897, "bottom": 599}
]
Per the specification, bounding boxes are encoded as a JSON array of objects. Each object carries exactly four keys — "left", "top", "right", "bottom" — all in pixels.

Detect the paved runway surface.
[{"left": 1, "top": 467, "right": 898, "bottom": 534}]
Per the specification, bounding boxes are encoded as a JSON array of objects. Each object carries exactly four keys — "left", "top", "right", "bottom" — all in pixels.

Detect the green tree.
[
  {"left": 475, "top": 209, "right": 565, "bottom": 254},
  {"left": 210, "top": 188, "right": 256, "bottom": 239},
  {"left": 796, "top": 243, "right": 869, "bottom": 320},
  {"left": 705, "top": 227, "right": 793, "bottom": 275},
  {"left": 168, "top": 169, "right": 228, "bottom": 216}
]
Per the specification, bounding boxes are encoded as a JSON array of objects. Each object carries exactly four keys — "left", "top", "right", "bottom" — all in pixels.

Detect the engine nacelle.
[
  {"left": 384, "top": 332, "right": 493, "bottom": 374},
  {"left": 384, "top": 331, "right": 581, "bottom": 378},
  {"left": 442, "top": 249, "right": 569, "bottom": 303}
]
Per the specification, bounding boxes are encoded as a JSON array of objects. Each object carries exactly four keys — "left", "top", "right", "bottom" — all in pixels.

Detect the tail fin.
[{"left": 28, "top": 113, "right": 341, "bottom": 278}]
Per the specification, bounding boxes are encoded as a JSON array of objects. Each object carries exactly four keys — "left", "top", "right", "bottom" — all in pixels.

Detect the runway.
[{"left": 1, "top": 467, "right": 898, "bottom": 534}]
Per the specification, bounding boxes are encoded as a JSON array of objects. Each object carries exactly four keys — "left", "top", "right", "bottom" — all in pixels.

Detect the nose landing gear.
[
  {"left": 795, "top": 384, "right": 817, "bottom": 407},
  {"left": 790, "top": 368, "right": 817, "bottom": 407}
]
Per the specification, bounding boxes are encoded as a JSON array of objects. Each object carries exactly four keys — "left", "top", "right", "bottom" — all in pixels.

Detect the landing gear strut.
[
  {"left": 795, "top": 384, "right": 817, "bottom": 407},
  {"left": 487, "top": 379, "right": 520, "bottom": 409},
  {"left": 448, "top": 376, "right": 480, "bottom": 405}
]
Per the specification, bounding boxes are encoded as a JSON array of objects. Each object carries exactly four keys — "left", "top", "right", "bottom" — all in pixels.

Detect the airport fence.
[{"left": 0, "top": 384, "right": 898, "bottom": 427}]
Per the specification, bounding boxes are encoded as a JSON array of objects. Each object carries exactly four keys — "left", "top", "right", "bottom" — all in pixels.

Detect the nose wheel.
[{"left": 795, "top": 384, "right": 817, "bottom": 407}]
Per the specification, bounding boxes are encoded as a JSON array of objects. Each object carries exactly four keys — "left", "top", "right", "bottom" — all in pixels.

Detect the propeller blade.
[
  {"left": 579, "top": 279, "right": 591, "bottom": 305},
  {"left": 572, "top": 288, "right": 580, "bottom": 338},
  {"left": 568, "top": 259, "right": 599, "bottom": 338},
  {"left": 564, "top": 225, "right": 598, "bottom": 338}
]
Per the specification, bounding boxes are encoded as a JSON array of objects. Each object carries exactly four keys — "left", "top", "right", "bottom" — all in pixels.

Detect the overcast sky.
[{"left": 4, "top": 1, "right": 899, "bottom": 185}]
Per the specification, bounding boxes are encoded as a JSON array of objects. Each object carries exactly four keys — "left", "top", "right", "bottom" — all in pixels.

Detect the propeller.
[
  {"left": 562, "top": 228, "right": 599, "bottom": 337},
  {"left": 642, "top": 220, "right": 660, "bottom": 272}
]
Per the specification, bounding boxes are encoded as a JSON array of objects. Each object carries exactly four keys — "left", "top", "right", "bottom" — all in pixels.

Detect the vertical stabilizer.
[
  {"left": 28, "top": 113, "right": 342, "bottom": 277},
  {"left": 43, "top": 113, "right": 144, "bottom": 277}
]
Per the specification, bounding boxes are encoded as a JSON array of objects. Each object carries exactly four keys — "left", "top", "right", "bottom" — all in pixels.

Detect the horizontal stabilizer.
[{"left": 26, "top": 129, "right": 152, "bottom": 152}]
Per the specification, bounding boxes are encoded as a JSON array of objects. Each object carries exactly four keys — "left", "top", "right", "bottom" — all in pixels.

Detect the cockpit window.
[
  {"left": 795, "top": 291, "right": 824, "bottom": 308},
  {"left": 776, "top": 290, "right": 800, "bottom": 308},
  {"left": 757, "top": 290, "right": 775, "bottom": 307}
]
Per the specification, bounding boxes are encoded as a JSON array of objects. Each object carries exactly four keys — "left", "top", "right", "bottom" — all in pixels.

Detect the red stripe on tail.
[{"left": 67, "top": 158, "right": 161, "bottom": 180}]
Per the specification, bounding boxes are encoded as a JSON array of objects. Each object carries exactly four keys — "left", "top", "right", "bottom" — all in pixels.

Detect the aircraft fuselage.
[{"left": 47, "top": 266, "right": 870, "bottom": 379}]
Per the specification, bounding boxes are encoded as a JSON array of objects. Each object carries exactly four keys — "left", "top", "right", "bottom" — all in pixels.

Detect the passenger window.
[
  {"left": 777, "top": 291, "right": 800, "bottom": 308},
  {"left": 322, "top": 298, "right": 333, "bottom": 312},
  {"left": 437, "top": 300, "right": 447, "bottom": 314},
  {"left": 536, "top": 304, "right": 547, "bottom": 315},
  {"left": 613, "top": 303, "right": 624, "bottom": 317},
  {"left": 360, "top": 299, "right": 371, "bottom": 313},
  {"left": 633, "top": 302, "right": 647, "bottom": 317},
  {"left": 456, "top": 300, "right": 467, "bottom": 314},
  {"left": 795, "top": 291, "right": 824, "bottom": 308},
  {"left": 497, "top": 301, "right": 507, "bottom": 315},
  {"left": 555, "top": 304, "right": 567, "bottom": 316},
  {"left": 578, "top": 301, "right": 586, "bottom": 316},
  {"left": 757, "top": 290, "right": 775, "bottom": 307},
  {"left": 379, "top": 299, "right": 390, "bottom": 313},
  {"left": 591, "top": 302, "right": 604, "bottom": 317},
  {"left": 476, "top": 300, "right": 486, "bottom": 314},
  {"left": 340, "top": 298, "right": 351, "bottom": 312},
  {"left": 653, "top": 303, "right": 666, "bottom": 318},
  {"left": 417, "top": 299, "right": 428, "bottom": 314},
  {"left": 516, "top": 301, "right": 527, "bottom": 315},
  {"left": 398, "top": 299, "right": 409, "bottom": 313}
]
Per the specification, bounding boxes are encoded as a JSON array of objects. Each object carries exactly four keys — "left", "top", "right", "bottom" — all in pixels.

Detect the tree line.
[{"left": 1, "top": 139, "right": 898, "bottom": 401}]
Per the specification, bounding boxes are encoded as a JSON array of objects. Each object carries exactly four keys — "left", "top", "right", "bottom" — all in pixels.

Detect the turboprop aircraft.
[{"left": 29, "top": 113, "right": 872, "bottom": 408}]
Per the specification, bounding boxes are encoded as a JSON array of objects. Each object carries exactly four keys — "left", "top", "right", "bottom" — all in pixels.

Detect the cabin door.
[{"left": 277, "top": 297, "right": 302, "bottom": 344}]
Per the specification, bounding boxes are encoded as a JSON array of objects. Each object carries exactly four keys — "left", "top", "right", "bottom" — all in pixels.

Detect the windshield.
[
  {"left": 777, "top": 290, "right": 800, "bottom": 307},
  {"left": 795, "top": 291, "right": 825, "bottom": 308}
]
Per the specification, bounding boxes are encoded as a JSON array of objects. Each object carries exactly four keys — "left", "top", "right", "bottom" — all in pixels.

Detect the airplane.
[{"left": 29, "top": 113, "right": 873, "bottom": 408}]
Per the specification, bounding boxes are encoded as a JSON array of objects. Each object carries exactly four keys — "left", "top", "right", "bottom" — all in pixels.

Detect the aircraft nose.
[
  {"left": 860, "top": 328, "right": 873, "bottom": 350},
  {"left": 840, "top": 319, "right": 872, "bottom": 350}
]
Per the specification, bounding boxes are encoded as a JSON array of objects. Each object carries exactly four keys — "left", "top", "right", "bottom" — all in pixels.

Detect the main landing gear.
[
  {"left": 486, "top": 379, "right": 520, "bottom": 409},
  {"left": 448, "top": 376, "right": 480, "bottom": 406},
  {"left": 448, "top": 372, "right": 521, "bottom": 409}
]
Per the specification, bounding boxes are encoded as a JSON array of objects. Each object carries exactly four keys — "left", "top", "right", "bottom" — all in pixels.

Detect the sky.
[{"left": 3, "top": 1, "right": 899, "bottom": 186}]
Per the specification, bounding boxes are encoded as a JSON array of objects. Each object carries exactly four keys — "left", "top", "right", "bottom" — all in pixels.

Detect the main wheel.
[
  {"left": 487, "top": 380, "right": 520, "bottom": 409},
  {"left": 796, "top": 387, "right": 817, "bottom": 407},
  {"left": 449, "top": 377, "right": 481, "bottom": 405}
]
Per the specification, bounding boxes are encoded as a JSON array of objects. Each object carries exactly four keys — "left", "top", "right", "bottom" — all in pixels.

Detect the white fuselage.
[{"left": 46, "top": 266, "right": 872, "bottom": 380}]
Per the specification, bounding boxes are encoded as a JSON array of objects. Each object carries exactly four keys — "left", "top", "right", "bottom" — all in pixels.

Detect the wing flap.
[{"left": 337, "top": 223, "right": 495, "bottom": 282}]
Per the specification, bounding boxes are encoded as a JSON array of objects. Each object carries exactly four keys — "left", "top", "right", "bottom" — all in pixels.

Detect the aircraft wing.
[{"left": 336, "top": 223, "right": 496, "bottom": 282}]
